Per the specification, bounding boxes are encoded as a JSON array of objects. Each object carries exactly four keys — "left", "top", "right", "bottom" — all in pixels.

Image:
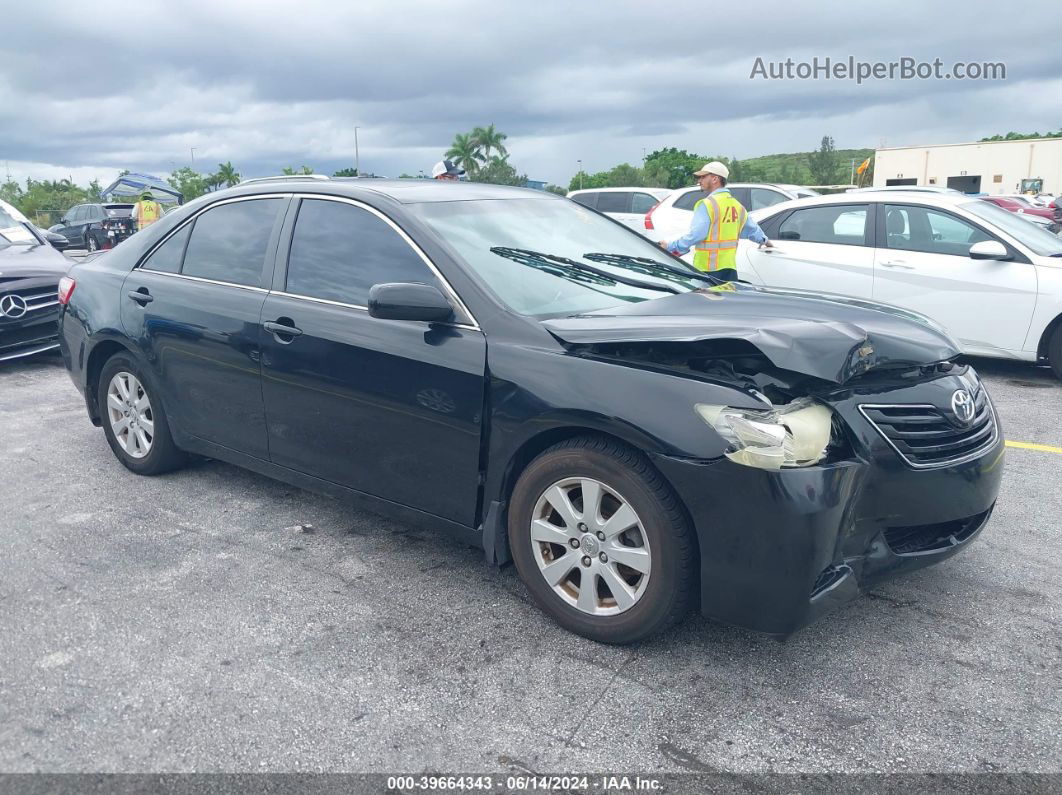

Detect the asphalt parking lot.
[{"left": 1, "top": 351, "right": 1060, "bottom": 776}]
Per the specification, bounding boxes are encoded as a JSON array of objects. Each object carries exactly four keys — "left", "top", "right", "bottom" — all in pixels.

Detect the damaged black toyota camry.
[{"left": 58, "top": 179, "right": 1003, "bottom": 643}]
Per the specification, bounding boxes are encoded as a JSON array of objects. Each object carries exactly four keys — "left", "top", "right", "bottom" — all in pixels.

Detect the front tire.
[
  {"left": 98, "top": 353, "right": 186, "bottom": 475},
  {"left": 508, "top": 436, "right": 696, "bottom": 644},
  {"left": 1049, "top": 324, "right": 1062, "bottom": 380}
]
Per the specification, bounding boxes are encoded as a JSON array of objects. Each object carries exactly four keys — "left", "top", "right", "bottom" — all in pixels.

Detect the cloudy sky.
[{"left": 3, "top": 0, "right": 1061, "bottom": 188}]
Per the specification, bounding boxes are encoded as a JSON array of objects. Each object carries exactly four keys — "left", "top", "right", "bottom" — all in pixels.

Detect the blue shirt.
[{"left": 666, "top": 188, "right": 767, "bottom": 255}]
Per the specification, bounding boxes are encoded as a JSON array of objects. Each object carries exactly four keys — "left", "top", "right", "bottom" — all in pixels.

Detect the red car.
[{"left": 979, "top": 195, "right": 1057, "bottom": 222}]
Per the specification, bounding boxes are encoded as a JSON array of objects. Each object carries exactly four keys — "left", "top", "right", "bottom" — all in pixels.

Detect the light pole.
[
  {"left": 355, "top": 127, "right": 361, "bottom": 176},
  {"left": 577, "top": 159, "right": 582, "bottom": 190},
  {"left": 190, "top": 147, "right": 197, "bottom": 167}
]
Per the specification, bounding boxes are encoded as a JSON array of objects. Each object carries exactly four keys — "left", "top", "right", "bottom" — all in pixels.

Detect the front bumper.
[
  {"left": 651, "top": 377, "right": 1005, "bottom": 636},
  {"left": 0, "top": 310, "right": 61, "bottom": 363}
]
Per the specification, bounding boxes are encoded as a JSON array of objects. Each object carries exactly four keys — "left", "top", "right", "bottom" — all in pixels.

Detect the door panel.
[
  {"left": 120, "top": 196, "right": 288, "bottom": 457},
  {"left": 742, "top": 204, "right": 874, "bottom": 297},
  {"left": 121, "top": 273, "right": 271, "bottom": 456},
  {"left": 260, "top": 295, "right": 486, "bottom": 525},
  {"left": 872, "top": 204, "right": 1036, "bottom": 353}
]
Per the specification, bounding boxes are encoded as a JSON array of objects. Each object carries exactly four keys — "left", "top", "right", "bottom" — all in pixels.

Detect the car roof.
[
  {"left": 216, "top": 178, "right": 558, "bottom": 205},
  {"left": 749, "top": 189, "right": 980, "bottom": 219},
  {"left": 567, "top": 187, "right": 670, "bottom": 195}
]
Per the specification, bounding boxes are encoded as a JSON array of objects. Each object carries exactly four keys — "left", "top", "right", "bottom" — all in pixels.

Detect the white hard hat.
[{"left": 693, "top": 161, "right": 730, "bottom": 179}]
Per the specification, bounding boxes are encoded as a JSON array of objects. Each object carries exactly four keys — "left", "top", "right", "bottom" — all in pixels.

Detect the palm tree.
[
  {"left": 472, "top": 124, "right": 508, "bottom": 160},
  {"left": 216, "top": 161, "right": 241, "bottom": 187},
  {"left": 445, "top": 133, "right": 484, "bottom": 176},
  {"left": 204, "top": 172, "right": 225, "bottom": 192}
]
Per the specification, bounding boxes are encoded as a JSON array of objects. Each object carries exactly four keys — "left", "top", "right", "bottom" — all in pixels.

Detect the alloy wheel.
[
  {"left": 106, "top": 371, "right": 154, "bottom": 459},
  {"left": 530, "top": 477, "right": 651, "bottom": 616}
]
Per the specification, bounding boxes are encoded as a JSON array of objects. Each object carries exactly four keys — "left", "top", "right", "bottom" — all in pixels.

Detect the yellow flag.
[{"left": 855, "top": 157, "right": 871, "bottom": 175}]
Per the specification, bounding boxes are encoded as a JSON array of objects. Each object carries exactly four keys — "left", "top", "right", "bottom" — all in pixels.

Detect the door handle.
[
  {"left": 264, "top": 319, "right": 303, "bottom": 341},
  {"left": 127, "top": 289, "right": 153, "bottom": 305},
  {"left": 880, "top": 261, "right": 914, "bottom": 270}
]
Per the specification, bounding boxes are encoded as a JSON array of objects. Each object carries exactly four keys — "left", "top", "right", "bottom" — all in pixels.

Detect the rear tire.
[
  {"left": 86, "top": 234, "right": 99, "bottom": 252},
  {"left": 98, "top": 353, "right": 187, "bottom": 475},
  {"left": 1049, "top": 324, "right": 1062, "bottom": 381},
  {"left": 508, "top": 436, "right": 696, "bottom": 644}
]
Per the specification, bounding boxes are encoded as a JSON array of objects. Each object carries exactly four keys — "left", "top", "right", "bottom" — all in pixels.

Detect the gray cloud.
[{"left": 2, "top": 0, "right": 1061, "bottom": 185}]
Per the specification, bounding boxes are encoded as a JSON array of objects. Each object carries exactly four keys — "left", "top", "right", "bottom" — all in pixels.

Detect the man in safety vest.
[
  {"left": 659, "top": 161, "right": 772, "bottom": 281},
  {"left": 132, "top": 192, "right": 163, "bottom": 232}
]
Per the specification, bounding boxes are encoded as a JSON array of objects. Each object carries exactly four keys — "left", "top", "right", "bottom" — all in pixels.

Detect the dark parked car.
[
  {"left": 0, "top": 205, "right": 71, "bottom": 362},
  {"left": 54, "top": 203, "right": 136, "bottom": 252},
  {"left": 58, "top": 179, "right": 1004, "bottom": 643}
]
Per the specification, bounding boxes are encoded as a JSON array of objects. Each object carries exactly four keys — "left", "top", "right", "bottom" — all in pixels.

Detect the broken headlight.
[{"left": 695, "top": 398, "right": 834, "bottom": 470}]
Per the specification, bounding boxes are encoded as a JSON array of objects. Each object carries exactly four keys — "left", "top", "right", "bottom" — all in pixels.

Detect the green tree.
[
  {"left": 445, "top": 132, "right": 485, "bottom": 176},
  {"left": 807, "top": 135, "right": 840, "bottom": 185},
  {"left": 544, "top": 184, "right": 567, "bottom": 195},
  {"left": 1, "top": 179, "right": 23, "bottom": 205},
  {"left": 642, "top": 147, "right": 706, "bottom": 189},
  {"left": 282, "top": 165, "right": 315, "bottom": 175},
  {"left": 471, "top": 124, "right": 508, "bottom": 161},
  {"left": 216, "top": 161, "right": 241, "bottom": 187},
  {"left": 601, "top": 163, "right": 644, "bottom": 187},
  {"left": 469, "top": 155, "right": 526, "bottom": 187},
  {"left": 332, "top": 167, "right": 358, "bottom": 177},
  {"left": 168, "top": 167, "right": 209, "bottom": 202}
]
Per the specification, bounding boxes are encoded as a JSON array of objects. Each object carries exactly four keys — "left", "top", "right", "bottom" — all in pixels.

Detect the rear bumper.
[{"left": 651, "top": 432, "right": 1004, "bottom": 636}]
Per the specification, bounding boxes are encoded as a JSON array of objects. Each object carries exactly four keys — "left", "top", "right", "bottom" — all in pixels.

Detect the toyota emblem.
[
  {"left": 0, "top": 293, "right": 28, "bottom": 319},
  {"left": 950, "top": 389, "right": 975, "bottom": 425}
]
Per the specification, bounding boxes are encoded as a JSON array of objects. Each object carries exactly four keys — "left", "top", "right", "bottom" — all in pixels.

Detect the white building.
[{"left": 873, "top": 137, "right": 1062, "bottom": 194}]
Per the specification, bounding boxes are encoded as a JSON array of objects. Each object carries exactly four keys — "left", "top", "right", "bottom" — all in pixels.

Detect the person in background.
[
  {"left": 660, "top": 161, "right": 772, "bottom": 282},
  {"left": 131, "top": 192, "right": 163, "bottom": 232},
  {"left": 431, "top": 160, "right": 465, "bottom": 181}
]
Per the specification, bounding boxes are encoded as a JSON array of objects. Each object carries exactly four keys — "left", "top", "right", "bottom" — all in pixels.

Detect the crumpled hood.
[{"left": 541, "top": 284, "right": 961, "bottom": 384}]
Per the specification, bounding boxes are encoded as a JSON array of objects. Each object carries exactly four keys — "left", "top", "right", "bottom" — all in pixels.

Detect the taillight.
[
  {"left": 644, "top": 200, "right": 662, "bottom": 230},
  {"left": 58, "top": 276, "right": 76, "bottom": 305}
]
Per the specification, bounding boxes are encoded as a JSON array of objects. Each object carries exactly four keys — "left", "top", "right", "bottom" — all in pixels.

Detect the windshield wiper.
[
  {"left": 489, "top": 247, "right": 681, "bottom": 294},
  {"left": 582, "top": 252, "right": 719, "bottom": 285}
]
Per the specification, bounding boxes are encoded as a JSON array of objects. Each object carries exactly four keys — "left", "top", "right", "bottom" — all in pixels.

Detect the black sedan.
[
  {"left": 0, "top": 209, "right": 71, "bottom": 363},
  {"left": 57, "top": 179, "right": 1004, "bottom": 643},
  {"left": 53, "top": 203, "right": 136, "bottom": 252}
]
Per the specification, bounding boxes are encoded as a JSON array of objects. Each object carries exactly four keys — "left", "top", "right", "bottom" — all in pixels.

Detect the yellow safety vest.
[
  {"left": 135, "top": 201, "right": 161, "bottom": 228},
  {"left": 692, "top": 190, "right": 747, "bottom": 273}
]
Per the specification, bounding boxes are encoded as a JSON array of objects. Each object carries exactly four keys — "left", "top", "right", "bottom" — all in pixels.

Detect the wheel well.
[
  {"left": 85, "top": 340, "right": 134, "bottom": 423},
  {"left": 497, "top": 427, "right": 691, "bottom": 528},
  {"left": 1037, "top": 313, "right": 1062, "bottom": 361}
]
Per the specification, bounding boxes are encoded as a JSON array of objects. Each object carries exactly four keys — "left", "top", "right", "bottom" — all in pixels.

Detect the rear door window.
[
  {"left": 142, "top": 225, "right": 192, "bottom": 274},
  {"left": 570, "top": 192, "right": 598, "bottom": 209},
  {"left": 778, "top": 205, "right": 868, "bottom": 245},
  {"left": 595, "top": 192, "right": 630, "bottom": 214},
  {"left": 285, "top": 198, "right": 441, "bottom": 307},
  {"left": 750, "top": 188, "right": 788, "bottom": 210},
  {"left": 672, "top": 191, "right": 703, "bottom": 211},
  {"left": 630, "top": 192, "right": 659, "bottom": 214},
  {"left": 181, "top": 199, "right": 284, "bottom": 287}
]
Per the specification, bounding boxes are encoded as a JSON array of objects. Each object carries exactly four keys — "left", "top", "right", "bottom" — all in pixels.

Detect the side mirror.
[
  {"left": 368, "top": 282, "right": 454, "bottom": 322},
  {"left": 969, "top": 240, "right": 1011, "bottom": 261}
]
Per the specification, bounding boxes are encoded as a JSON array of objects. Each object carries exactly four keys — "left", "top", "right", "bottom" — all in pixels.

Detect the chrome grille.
[
  {"left": 859, "top": 386, "right": 997, "bottom": 468},
  {"left": 0, "top": 288, "right": 60, "bottom": 318}
]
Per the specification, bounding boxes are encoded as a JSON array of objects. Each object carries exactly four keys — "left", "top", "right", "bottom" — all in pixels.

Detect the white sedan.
[{"left": 735, "top": 191, "right": 1062, "bottom": 378}]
